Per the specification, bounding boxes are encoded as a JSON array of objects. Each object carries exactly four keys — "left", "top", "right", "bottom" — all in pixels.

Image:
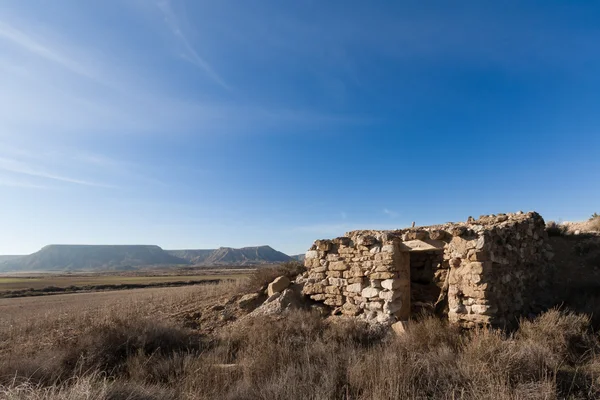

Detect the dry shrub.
[
  {"left": 5, "top": 305, "right": 600, "bottom": 399},
  {"left": 589, "top": 216, "right": 600, "bottom": 232},
  {"left": 242, "top": 261, "right": 305, "bottom": 293},
  {"left": 547, "top": 221, "right": 569, "bottom": 236},
  {"left": 0, "top": 316, "right": 203, "bottom": 387},
  {"left": 518, "top": 309, "right": 594, "bottom": 363}
]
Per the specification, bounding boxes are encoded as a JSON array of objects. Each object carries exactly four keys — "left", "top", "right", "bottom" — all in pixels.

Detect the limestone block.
[
  {"left": 305, "top": 250, "right": 319, "bottom": 260},
  {"left": 350, "top": 268, "right": 365, "bottom": 278},
  {"left": 369, "top": 272, "right": 395, "bottom": 280},
  {"left": 313, "top": 266, "right": 327, "bottom": 273},
  {"left": 315, "top": 240, "right": 332, "bottom": 251},
  {"left": 374, "top": 253, "right": 393, "bottom": 262},
  {"left": 357, "top": 235, "right": 378, "bottom": 246},
  {"left": 326, "top": 254, "right": 342, "bottom": 261},
  {"left": 370, "top": 246, "right": 381, "bottom": 254},
  {"left": 311, "top": 294, "right": 327, "bottom": 301},
  {"left": 328, "top": 277, "right": 346, "bottom": 287},
  {"left": 326, "top": 271, "right": 342, "bottom": 278},
  {"left": 475, "top": 236, "right": 486, "bottom": 250},
  {"left": 237, "top": 293, "right": 262, "bottom": 310},
  {"left": 370, "top": 279, "right": 382, "bottom": 288},
  {"left": 384, "top": 300, "right": 403, "bottom": 315},
  {"left": 306, "top": 258, "right": 321, "bottom": 268},
  {"left": 268, "top": 276, "right": 291, "bottom": 297},
  {"left": 471, "top": 304, "right": 497, "bottom": 315},
  {"left": 361, "top": 287, "right": 380, "bottom": 298},
  {"left": 329, "top": 261, "right": 347, "bottom": 271},
  {"left": 378, "top": 290, "right": 401, "bottom": 301},
  {"left": 348, "top": 277, "right": 365, "bottom": 284},
  {"left": 324, "top": 295, "right": 344, "bottom": 307},
  {"left": 302, "top": 283, "right": 325, "bottom": 295},
  {"left": 347, "top": 282, "right": 364, "bottom": 293},
  {"left": 364, "top": 301, "right": 383, "bottom": 310},
  {"left": 392, "top": 320, "right": 409, "bottom": 335},
  {"left": 381, "top": 244, "right": 395, "bottom": 253},
  {"left": 332, "top": 237, "right": 352, "bottom": 246},
  {"left": 381, "top": 279, "right": 403, "bottom": 290},
  {"left": 342, "top": 302, "right": 361, "bottom": 316},
  {"left": 375, "top": 265, "right": 394, "bottom": 272},
  {"left": 325, "top": 286, "right": 342, "bottom": 295}
]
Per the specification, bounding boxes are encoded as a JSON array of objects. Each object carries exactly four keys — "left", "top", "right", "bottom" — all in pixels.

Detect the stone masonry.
[{"left": 301, "top": 212, "right": 554, "bottom": 327}]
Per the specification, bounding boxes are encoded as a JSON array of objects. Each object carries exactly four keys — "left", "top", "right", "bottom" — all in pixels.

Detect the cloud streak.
[
  {"left": 0, "top": 176, "right": 48, "bottom": 189},
  {"left": 156, "top": 0, "right": 231, "bottom": 90},
  {"left": 0, "top": 157, "right": 114, "bottom": 188},
  {"left": 0, "top": 21, "right": 99, "bottom": 82}
]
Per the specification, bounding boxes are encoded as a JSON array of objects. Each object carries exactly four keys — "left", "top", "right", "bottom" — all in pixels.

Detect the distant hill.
[
  {"left": 0, "top": 244, "right": 295, "bottom": 272},
  {"left": 0, "top": 255, "right": 24, "bottom": 263},
  {"left": 0, "top": 245, "right": 188, "bottom": 272},
  {"left": 291, "top": 254, "right": 305, "bottom": 262},
  {"left": 167, "top": 246, "right": 292, "bottom": 266},
  {"left": 166, "top": 249, "right": 214, "bottom": 265}
]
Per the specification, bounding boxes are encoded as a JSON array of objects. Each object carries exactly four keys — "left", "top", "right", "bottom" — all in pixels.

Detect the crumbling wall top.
[{"left": 308, "top": 212, "right": 544, "bottom": 250}]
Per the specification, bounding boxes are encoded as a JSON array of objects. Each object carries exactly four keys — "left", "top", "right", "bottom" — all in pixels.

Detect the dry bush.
[
  {"left": 589, "top": 216, "right": 600, "bottom": 232},
  {"left": 547, "top": 221, "right": 569, "bottom": 236},
  {"left": 518, "top": 309, "right": 594, "bottom": 363},
  {"left": 242, "top": 261, "right": 305, "bottom": 293},
  {"left": 0, "top": 316, "right": 204, "bottom": 387},
  {"left": 4, "top": 289, "right": 600, "bottom": 400}
]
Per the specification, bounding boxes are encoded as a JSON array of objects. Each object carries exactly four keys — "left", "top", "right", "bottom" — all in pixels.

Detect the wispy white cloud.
[
  {"left": 0, "top": 21, "right": 99, "bottom": 82},
  {"left": 0, "top": 176, "right": 48, "bottom": 189},
  {"left": 156, "top": 0, "right": 231, "bottom": 90},
  {"left": 0, "top": 157, "right": 114, "bottom": 188},
  {"left": 383, "top": 208, "right": 399, "bottom": 218}
]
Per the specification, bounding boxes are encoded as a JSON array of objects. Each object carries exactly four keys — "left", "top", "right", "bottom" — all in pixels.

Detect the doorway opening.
[{"left": 410, "top": 250, "right": 445, "bottom": 315}]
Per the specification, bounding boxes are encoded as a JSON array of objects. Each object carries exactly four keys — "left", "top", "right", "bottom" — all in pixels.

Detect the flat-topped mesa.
[{"left": 301, "top": 211, "right": 553, "bottom": 328}]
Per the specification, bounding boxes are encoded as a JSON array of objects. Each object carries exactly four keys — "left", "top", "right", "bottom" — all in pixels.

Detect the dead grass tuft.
[
  {"left": 3, "top": 281, "right": 600, "bottom": 399},
  {"left": 242, "top": 261, "right": 305, "bottom": 293}
]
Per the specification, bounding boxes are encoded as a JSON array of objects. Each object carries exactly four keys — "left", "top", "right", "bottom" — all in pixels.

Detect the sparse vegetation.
[
  {"left": 0, "top": 269, "right": 251, "bottom": 298},
  {"left": 243, "top": 260, "right": 305, "bottom": 293},
  {"left": 546, "top": 220, "right": 569, "bottom": 236},
  {"left": 2, "top": 273, "right": 600, "bottom": 399},
  {"left": 589, "top": 215, "right": 600, "bottom": 231}
]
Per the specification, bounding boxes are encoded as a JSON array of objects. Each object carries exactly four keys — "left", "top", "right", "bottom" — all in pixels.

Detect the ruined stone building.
[{"left": 301, "top": 212, "right": 554, "bottom": 327}]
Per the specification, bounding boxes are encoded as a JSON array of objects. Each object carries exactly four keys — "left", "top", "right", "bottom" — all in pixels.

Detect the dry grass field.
[
  {"left": 1, "top": 264, "right": 600, "bottom": 399},
  {"left": 0, "top": 269, "right": 252, "bottom": 299},
  {"left": 0, "top": 273, "right": 247, "bottom": 291}
]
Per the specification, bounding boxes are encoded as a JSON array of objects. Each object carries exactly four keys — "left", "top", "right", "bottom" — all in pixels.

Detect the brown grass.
[
  {"left": 242, "top": 261, "right": 305, "bottom": 293},
  {"left": 2, "top": 273, "right": 600, "bottom": 399},
  {"left": 589, "top": 216, "right": 600, "bottom": 232}
]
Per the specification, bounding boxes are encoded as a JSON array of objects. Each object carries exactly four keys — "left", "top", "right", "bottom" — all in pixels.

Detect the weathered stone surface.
[
  {"left": 329, "top": 261, "right": 348, "bottom": 271},
  {"left": 303, "top": 211, "right": 552, "bottom": 328},
  {"left": 237, "top": 292, "right": 262, "bottom": 310},
  {"left": 361, "top": 287, "right": 380, "bottom": 298},
  {"left": 392, "top": 321, "right": 409, "bottom": 335},
  {"left": 268, "top": 276, "right": 291, "bottom": 297},
  {"left": 342, "top": 302, "right": 361, "bottom": 316},
  {"left": 381, "top": 279, "right": 403, "bottom": 290},
  {"left": 378, "top": 290, "right": 401, "bottom": 301},
  {"left": 347, "top": 282, "right": 364, "bottom": 293},
  {"left": 369, "top": 272, "right": 395, "bottom": 280}
]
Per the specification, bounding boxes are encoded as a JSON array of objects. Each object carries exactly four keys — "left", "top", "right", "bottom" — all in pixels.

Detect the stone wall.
[{"left": 301, "top": 211, "right": 554, "bottom": 327}]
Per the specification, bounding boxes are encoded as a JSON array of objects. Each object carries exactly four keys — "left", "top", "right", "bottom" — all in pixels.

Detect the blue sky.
[{"left": 0, "top": 1, "right": 599, "bottom": 255}]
